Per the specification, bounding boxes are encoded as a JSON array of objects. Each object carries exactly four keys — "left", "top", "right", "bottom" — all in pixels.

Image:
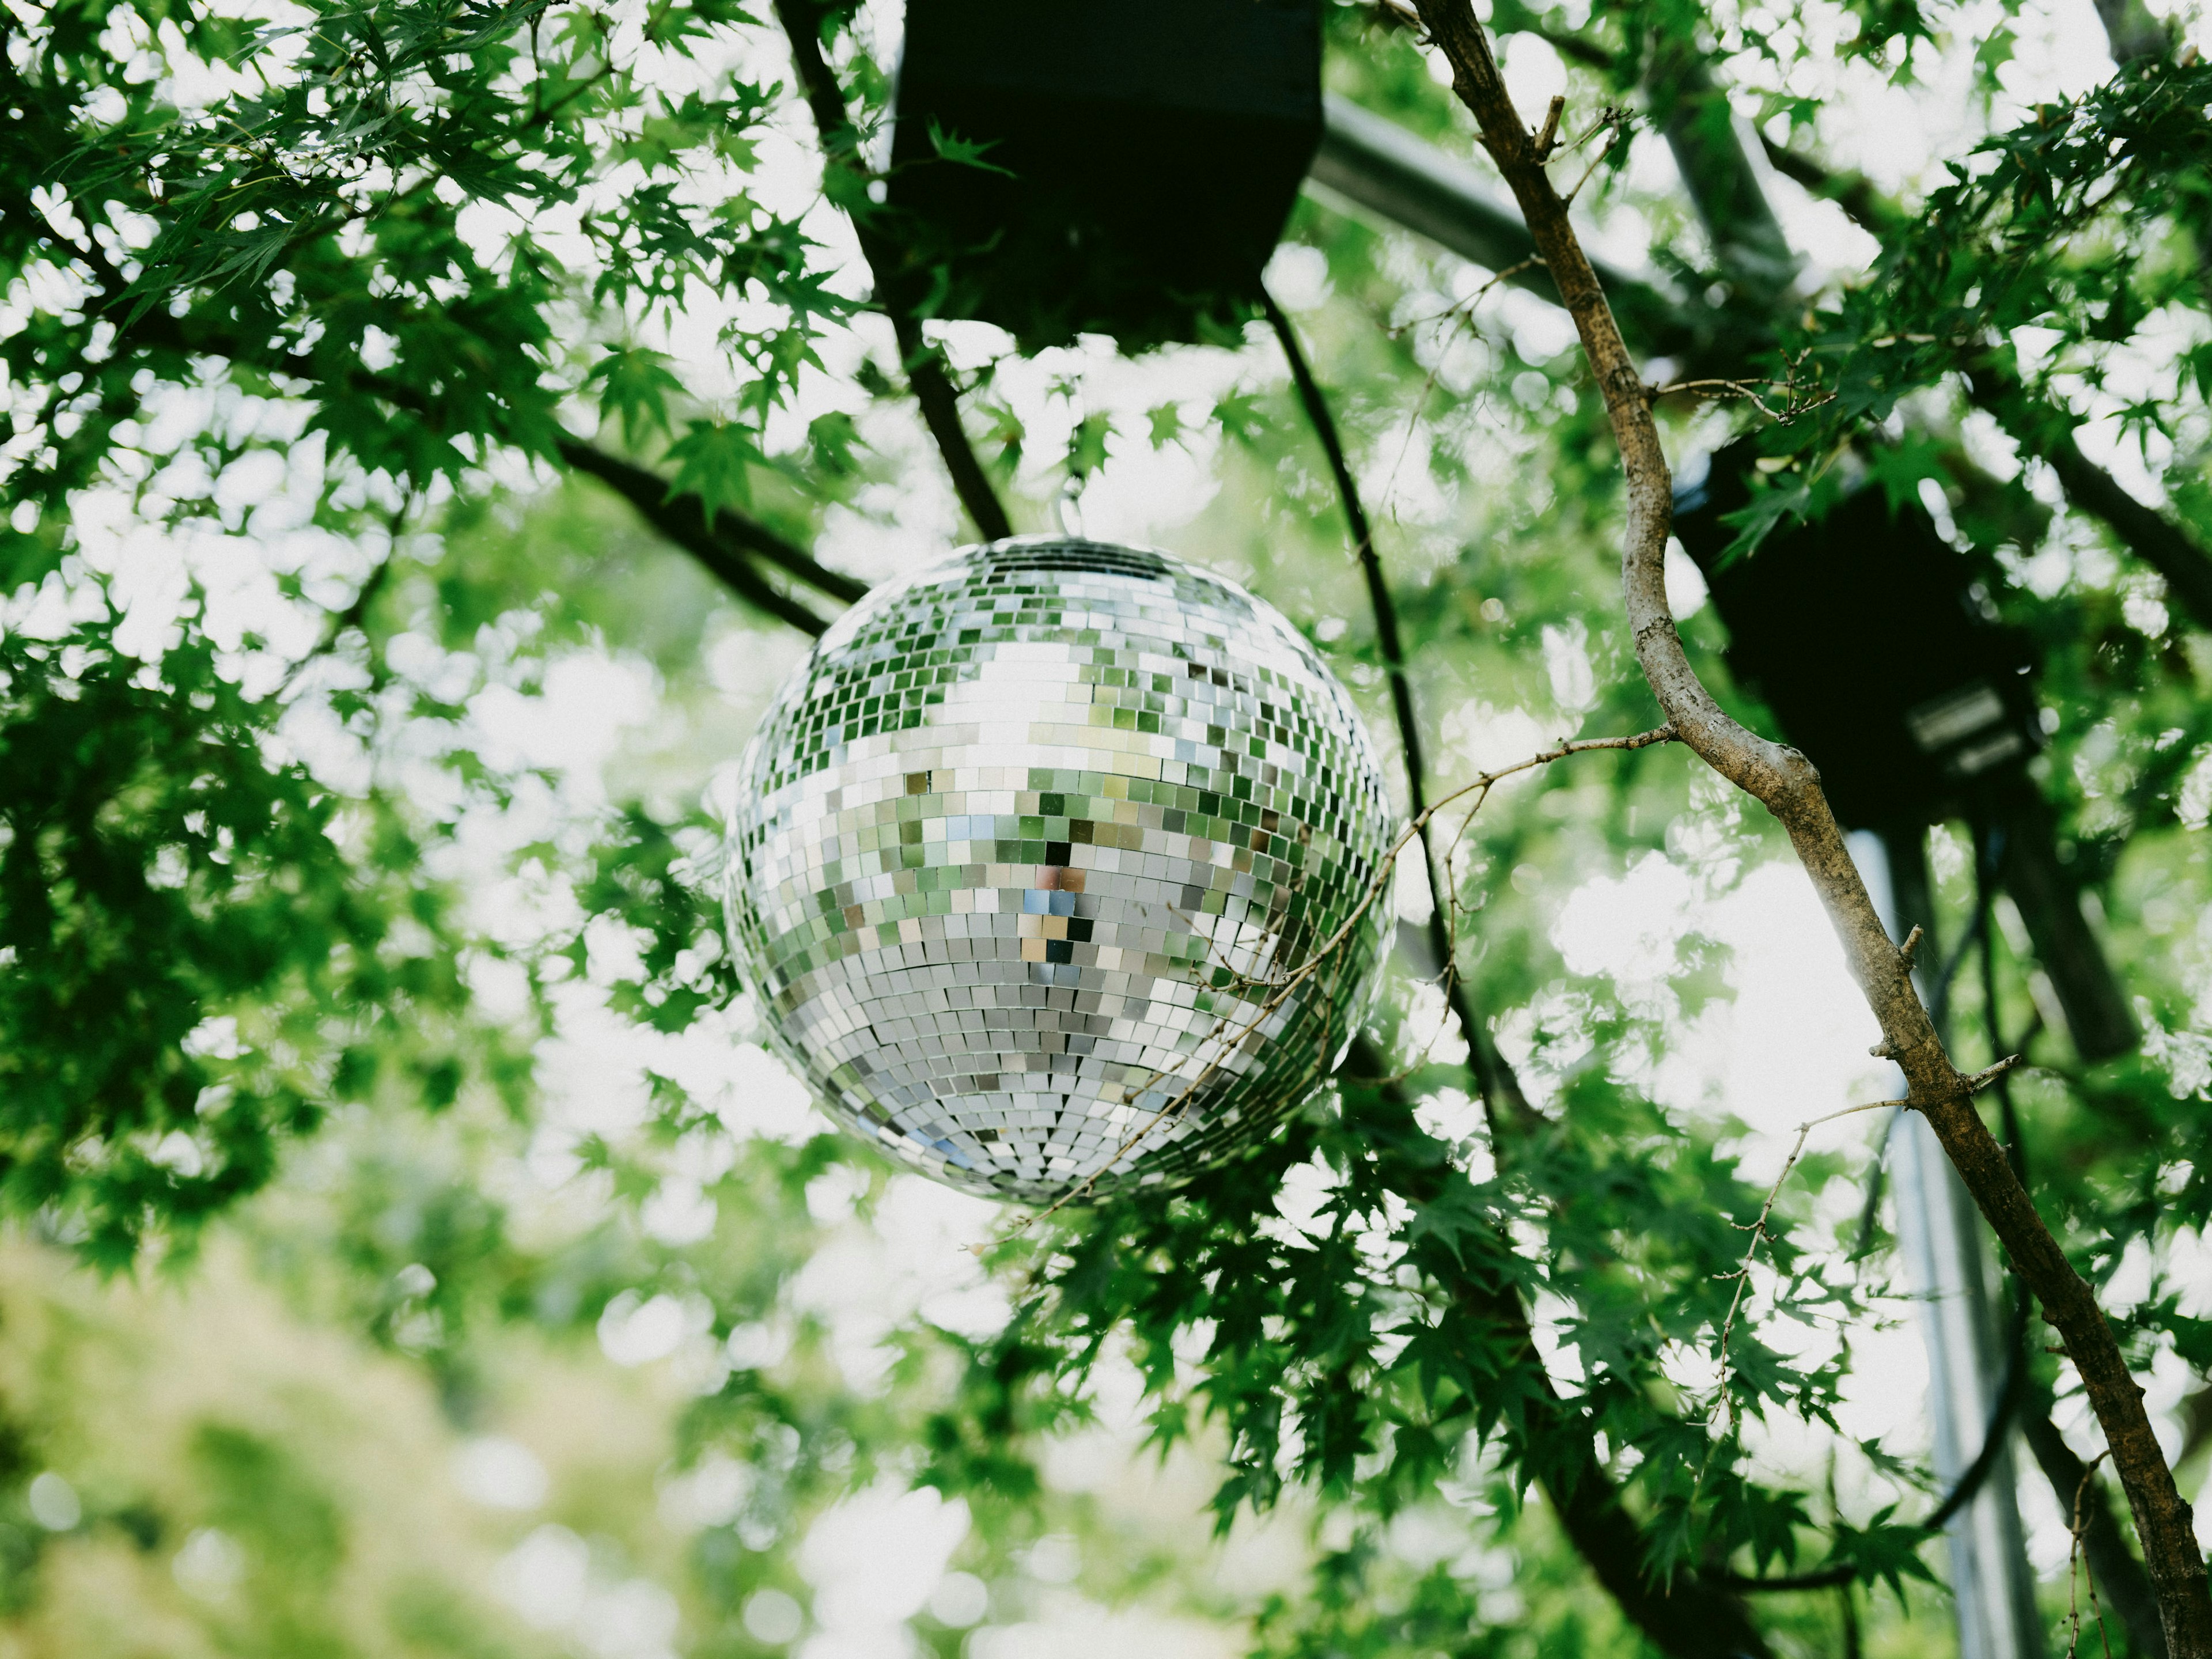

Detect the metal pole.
[
  {"left": 1308, "top": 96, "right": 1725, "bottom": 365},
  {"left": 1854, "top": 829, "right": 2044, "bottom": 1659}
]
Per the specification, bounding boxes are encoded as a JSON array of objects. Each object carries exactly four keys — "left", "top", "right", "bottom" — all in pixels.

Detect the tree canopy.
[{"left": 4, "top": 0, "right": 2212, "bottom": 1653}]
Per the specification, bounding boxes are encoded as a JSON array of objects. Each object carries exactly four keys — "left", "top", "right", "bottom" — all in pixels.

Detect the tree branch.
[
  {"left": 556, "top": 440, "right": 866, "bottom": 605},
  {"left": 1756, "top": 135, "right": 1894, "bottom": 240},
  {"left": 1346, "top": 1039, "right": 1775, "bottom": 1659},
  {"left": 1406, "top": 6, "right": 2212, "bottom": 1654},
  {"left": 1967, "top": 366, "right": 2212, "bottom": 637},
  {"left": 558, "top": 439, "right": 832, "bottom": 636},
  {"left": 2094, "top": 0, "right": 2177, "bottom": 65},
  {"left": 770, "top": 0, "right": 1014, "bottom": 543}
]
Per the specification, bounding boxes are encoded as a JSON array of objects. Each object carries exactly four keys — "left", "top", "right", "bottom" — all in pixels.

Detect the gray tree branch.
[
  {"left": 1406, "top": 6, "right": 2212, "bottom": 1653},
  {"left": 555, "top": 440, "right": 837, "bottom": 635},
  {"left": 557, "top": 441, "right": 865, "bottom": 605}
]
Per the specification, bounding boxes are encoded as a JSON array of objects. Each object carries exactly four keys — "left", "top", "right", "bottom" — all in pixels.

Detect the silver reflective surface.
[{"left": 721, "top": 539, "right": 1395, "bottom": 1204}]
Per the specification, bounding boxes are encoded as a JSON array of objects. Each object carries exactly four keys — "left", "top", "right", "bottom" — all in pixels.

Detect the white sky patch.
[
  {"left": 798, "top": 1483, "right": 970, "bottom": 1642},
  {"left": 1436, "top": 699, "right": 1556, "bottom": 780},
  {"left": 786, "top": 1175, "right": 1009, "bottom": 1393},
  {"left": 467, "top": 654, "right": 660, "bottom": 805},
  {"left": 494, "top": 1525, "right": 682, "bottom": 1659},
  {"left": 453, "top": 1436, "right": 551, "bottom": 1510}
]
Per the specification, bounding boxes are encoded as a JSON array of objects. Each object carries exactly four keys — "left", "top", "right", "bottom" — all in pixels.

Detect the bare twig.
[
  {"left": 1018, "top": 726, "right": 1679, "bottom": 1226},
  {"left": 1711, "top": 1052, "right": 2015, "bottom": 1427},
  {"left": 2025, "top": 1409, "right": 2173, "bottom": 1659},
  {"left": 1649, "top": 373, "right": 1836, "bottom": 425},
  {"left": 1649, "top": 347, "right": 1834, "bottom": 423},
  {"left": 1711, "top": 1096, "right": 1896, "bottom": 1429},
  {"left": 1404, "top": 11, "right": 2212, "bottom": 1653},
  {"left": 1533, "top": 94, "right": 1566, "bottom": 162},
  {"left": 1558, "top": 107, "right": 1630, "bottom": 208},
  {"left": 2072, "top": 1450, "right": 2119, "bottom": 1659},
  {"left": 1373, "top": 260, "right": 1538, "bottom": 522}
]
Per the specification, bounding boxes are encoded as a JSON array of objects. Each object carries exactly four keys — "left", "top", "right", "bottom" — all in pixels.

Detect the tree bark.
[{"left": 1404, "top": 6, "right": 2212, "bottom": 1653}]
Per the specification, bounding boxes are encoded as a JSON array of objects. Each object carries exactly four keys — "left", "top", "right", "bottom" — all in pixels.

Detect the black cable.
[{"left": 1261, "top": 286, "right": 1534, "bottom": 1130}]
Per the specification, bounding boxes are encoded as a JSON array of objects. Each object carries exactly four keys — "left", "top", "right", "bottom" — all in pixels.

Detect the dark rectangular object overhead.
[
  {"left": 1673, "top": 444, "right": 2137, "bottom": 1060},
  {"left": 1671, "top": 445, "right": 2043, "bottom": 832},
  {"left": 888, "top": 0, "right": 1323, "bottom": 349}
]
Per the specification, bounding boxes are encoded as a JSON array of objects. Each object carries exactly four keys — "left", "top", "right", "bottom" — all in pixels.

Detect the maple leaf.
[
  {"left": 587, "top": 347, "right": 687, "bottom": 446},
  {"left": 662, "top": 419, "right": 762, "bottom": 522}
]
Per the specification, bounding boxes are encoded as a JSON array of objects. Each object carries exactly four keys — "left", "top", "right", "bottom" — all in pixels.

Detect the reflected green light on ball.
[{"left": 721, "top": 539, "right": 1395, "bottom": 1204}]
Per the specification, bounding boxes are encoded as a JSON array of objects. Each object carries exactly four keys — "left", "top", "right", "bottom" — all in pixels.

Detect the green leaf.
[
  {"left": 927, "top": 119, "right": 1015, "bottom": 176},
  {"left": 1864, "top": 430, "right": 1949, "bottom": 517},
  {"left": 1213, "top": 391, "right": 1270, "bottom": 448},
  {"left": 588, "top": 348, "right": 687, "bottom": 447},
  {"left": 1066, "top": 413, "right": 1110, "bottom": 482},
  {"left": 806, "top": 410, "right": 866, "bottom": 477},
  {"left": 662, "top": 419, "right": 763, "bottom": 522}
]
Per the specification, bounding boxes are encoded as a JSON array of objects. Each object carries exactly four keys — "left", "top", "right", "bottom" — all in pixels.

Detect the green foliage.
[
  {"left": 5, "top": 0, "right": 2212, "bottom": 1653},
  {"left": 0, "top": 623, "right": 507, "bottom": 1261}
]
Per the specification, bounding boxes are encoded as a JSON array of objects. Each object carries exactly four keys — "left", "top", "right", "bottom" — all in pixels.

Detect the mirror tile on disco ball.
[{"left": 719, "top": 539, "right": 1396, "bottom": 1204}]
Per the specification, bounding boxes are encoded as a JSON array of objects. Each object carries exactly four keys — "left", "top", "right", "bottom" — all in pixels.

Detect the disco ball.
[{"left": 718, "top": 537, "right": 1396, "bottom": 1205}]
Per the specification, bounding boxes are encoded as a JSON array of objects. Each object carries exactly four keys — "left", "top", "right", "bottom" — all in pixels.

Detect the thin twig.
[
  {"left": 1647, "top": 349, "right": 1835, "bottom": 424},
  {"left": 1533, "top": 94, "right": 1566, "bottom": 162},
  {"left": 1711, "top": 1096, "right": 1895, "bottom": 1429},
  {"left": 2070, "top": 1450, "right": 2118, "bottom": 1659},
  {"left": 1711, "top": 1054, "right": 2017, "bottom": 1425},
  {"left": 1559, "top": 107, "right": 1629, "bottom": 208},
  {"left": 1374, "top": 257, "right": 1540, "bottom": 524},
  {"left": 1016, "top": 726, "right": 1679, "bottom": 1227}
]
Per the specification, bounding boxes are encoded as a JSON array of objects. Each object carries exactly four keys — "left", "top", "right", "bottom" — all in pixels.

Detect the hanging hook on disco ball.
[{"left": 718, "top": 537, "right": 1397, "bottom": 1205}]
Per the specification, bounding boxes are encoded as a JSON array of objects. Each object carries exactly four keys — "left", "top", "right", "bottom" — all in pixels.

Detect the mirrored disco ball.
[{"left": 719, "top": 537, "right": 1395, "bottom": 1205}]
